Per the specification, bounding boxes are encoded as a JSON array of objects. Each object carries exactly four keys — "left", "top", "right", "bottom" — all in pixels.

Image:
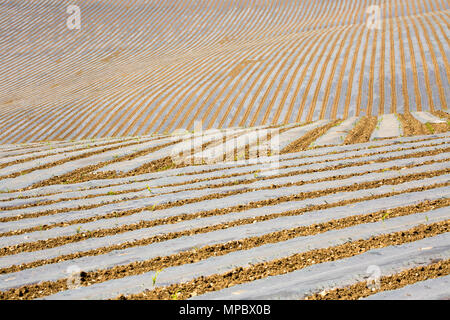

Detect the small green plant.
[
  {"left": 381, "top": 211, "right": 390, "bottom": 221},
  {"left": 424, "top": 122, "right": 435, "bottom": 134},
  {"left": 152, "top": 269, "right": 162, "bottom": 286},
  {"left": 76, "top": 226, "right": 83, "bottom": 234},
  {"left": 146, "top": 185, "right": 152, "bottom": 193},
  {"left": 107, "top": 191, "right": 116, "bottom": 196}
]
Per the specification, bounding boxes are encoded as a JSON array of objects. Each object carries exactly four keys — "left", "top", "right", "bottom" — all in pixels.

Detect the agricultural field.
[
  {"left": 0, "top": 0, "right": 449, "bottom": 302},
  {"left": 0, "top": 112, "right": 449, "bottom": 300}
]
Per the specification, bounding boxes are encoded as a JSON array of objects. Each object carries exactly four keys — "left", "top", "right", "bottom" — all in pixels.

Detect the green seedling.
[
  {"left": 425, "top": 122, "right": 435, "bottom": 134},
  {"left": 76, "top": 226, "right": 83, "bottom": 234},
  {"left": 170, "top": 290, "right": 181, "bottom": 300},
  {"left": 425, "top": 216, "right": 429, "bottom": 222},
  {"left": 107, "top": 191, "right": 116, "bottom": 196},
  {"left": 381, "top": 212, "right": 390, "bottom": 221},
  {"left": 146, "top": 185, "right": 152, "bottom": 193},
  {"left": 152, "top": 269, "right": 162, "bottom": 286}
]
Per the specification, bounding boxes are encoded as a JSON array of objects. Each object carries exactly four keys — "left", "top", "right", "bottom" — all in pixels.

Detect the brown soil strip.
[
  {"left": 127, "top": 130, "right": 254, "bottom": 175},
  {"left": 3, "top": 142, "right": 447, "bottom": 211},
  {"left": 30, "top": 140, "right": 180, "bottom": 187},
  {"left": 281, "top": 120, "right": 341, "bottom": 153},
  {"left": 1, "top": 195, "right": 447, "bottom": 275},
  {"left": 432, "top": 110, "right": 450, "bottom": 122},
  {"left": 397, "top": 112, "right": 428, "bottom": 136},
  {"left": 1, "top": 153, "right": 448, "bottom": 230},
  {"left": 30, "top": 130, "right": 250, "bottom": 187},
  {"left": 1, "top": 146, "right": 447, "bottom": 225},
  {"left": 425, "top": 110, "right": 450, "bottom": 134},
  {"left": 2, "top": 212, "right": 448, "bottom": 300},
  {"left": 0, "top": 138, "right": 161, "bottom": 183},
  {"left": 115, "top": 222, "right": 449, "bottom": 300},
  {"left": 0, "top": 168, "right": 447, "bottom": 258},
  {"left": 306, "top": 259, "right": 450, "bottom": 300},
  {"left": 428, "top": 123, "right": 450, "bottom": 134},
  {"left": 3, "top": 134, "right": 444, "bottom": 200},
  {"left": 343, "top": 116, "right": 377, "bottom": 144}
]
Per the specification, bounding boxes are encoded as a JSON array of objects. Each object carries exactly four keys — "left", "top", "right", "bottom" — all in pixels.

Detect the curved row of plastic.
[{"left": 0, "top": 0, "right": 448, "bottom": 143}]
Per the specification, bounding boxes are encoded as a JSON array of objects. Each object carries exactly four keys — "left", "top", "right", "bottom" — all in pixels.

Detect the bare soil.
[
  {"left": 1, "top": 210, "right": 447, "bottom": 300},
  {"left": 307, "top": 259, "right": 450, "bottom": 300}
]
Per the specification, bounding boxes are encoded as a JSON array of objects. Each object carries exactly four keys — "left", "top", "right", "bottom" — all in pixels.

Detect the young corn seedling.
[
  {"left": 152, "top": 269, "right": 162, "bottom": 286},
  {"left": 146, "top": 185, "right": 152, "bottom": 193},
  {"left": 381, "top": 211, "right": 390, "bottom": 222}
]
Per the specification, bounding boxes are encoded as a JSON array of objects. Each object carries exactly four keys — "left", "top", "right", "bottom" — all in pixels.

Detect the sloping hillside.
[{"left": 0, "top": 0, "right": 449, "bottom": 143}]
